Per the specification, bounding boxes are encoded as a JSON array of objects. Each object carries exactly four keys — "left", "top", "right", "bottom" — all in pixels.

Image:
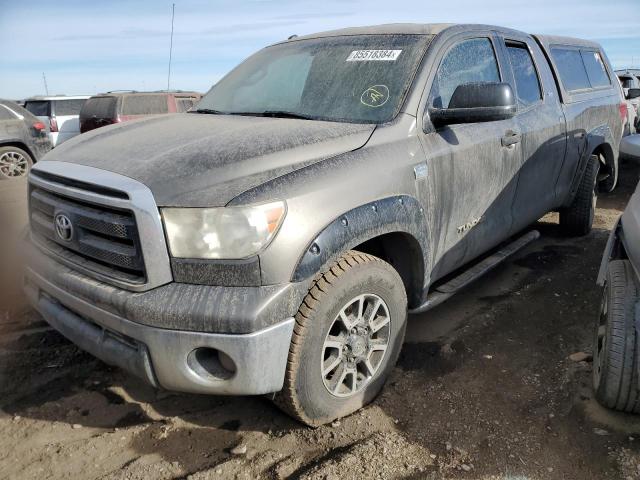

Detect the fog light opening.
[{"left": 187, "top": 347, "right": 236, "bottom": 381}]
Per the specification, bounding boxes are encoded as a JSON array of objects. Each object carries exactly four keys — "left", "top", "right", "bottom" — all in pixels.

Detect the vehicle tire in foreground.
[
  {"left": 593, "top": 260, "right": 640, "bottom": 413},
  {"left": 275, "top": 251, "right": 407, "bottom": 426},
  {"left": 559, "top": 154, "right": 599, "bottom": 236},
  {"left": 0, "top": 146, "right": 33, "bottom": 179}
]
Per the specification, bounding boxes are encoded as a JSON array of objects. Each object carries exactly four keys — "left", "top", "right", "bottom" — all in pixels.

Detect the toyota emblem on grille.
[{"left": 54, "top": 213, "right": 74, "bottom": 242}]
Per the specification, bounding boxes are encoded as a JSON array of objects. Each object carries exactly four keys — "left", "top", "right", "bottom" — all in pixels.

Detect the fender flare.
[
  {"left": 564, "top": 125, "right": 616, "bottom": 207},
  {"left": 291, "top": 195, "right": 430, "bottom": 287}
]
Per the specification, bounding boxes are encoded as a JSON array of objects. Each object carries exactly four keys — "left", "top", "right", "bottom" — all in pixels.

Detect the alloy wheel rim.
[
  {"left": 0, "top": 151, "right": 28, "bottom": 178},
  {"left": 321, "top": 293, "right": 391, "bottom": 398}
]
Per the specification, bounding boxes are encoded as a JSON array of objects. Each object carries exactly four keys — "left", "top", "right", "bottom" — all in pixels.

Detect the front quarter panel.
[{"left": 229, "top": 114, "right": 428, "bottom": 286}]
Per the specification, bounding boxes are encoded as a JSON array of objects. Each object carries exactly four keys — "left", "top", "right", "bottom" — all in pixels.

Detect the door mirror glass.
[
  {"left": 427, "top": 82, "right": 517, "bottom": 126},
  {"left": 628, "top": 88, "right": 640, "bottom": 100}
]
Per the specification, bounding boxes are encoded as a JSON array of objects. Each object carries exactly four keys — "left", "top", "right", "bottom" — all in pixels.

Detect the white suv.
[{"left": 24, "top": 96, "right": 90, "bottom": 147}]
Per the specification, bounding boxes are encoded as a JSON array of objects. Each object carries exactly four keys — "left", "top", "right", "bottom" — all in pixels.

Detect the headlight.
[{"left": 162, "top": 201, "right": 286, "bottom": 259}]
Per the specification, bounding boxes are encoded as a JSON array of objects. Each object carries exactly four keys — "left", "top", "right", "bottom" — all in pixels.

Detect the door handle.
[{"left": 501, "top": 130, "right": 522, "bottom": 147}]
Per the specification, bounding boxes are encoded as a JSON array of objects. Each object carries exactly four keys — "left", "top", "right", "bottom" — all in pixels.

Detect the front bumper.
[{"left": 24, "top": 249, "right": 298, "bottom": 395}]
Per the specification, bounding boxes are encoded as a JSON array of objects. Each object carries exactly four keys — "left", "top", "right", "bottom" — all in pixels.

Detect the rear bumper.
[{"left": 24, "top": 266, "right": 295, "bottom": 395}]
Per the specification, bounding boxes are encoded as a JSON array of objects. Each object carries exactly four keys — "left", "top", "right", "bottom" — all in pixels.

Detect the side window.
[
  {"left": 121, "top": 95, "right": 169, "bottom": 115},
  {"left": 24, "top": 101, "right": 50, "bottom": 117},
  {"left": 618, "top": 76, "right": 633, "bottom": 89},
  {"left": 550, "top": 47, "right": 590, "bottom": 91},
  {"left": 430, "top": 38, "right": 501, "bottom": 109},
  {"left": 176, "top": 98, "right": 196, "bottom": 112},
  {"left": 53, "top": 99, "right": 87, "bottom": 116},
  {"left": 506, "top": 42, "right": 542, "bottom": 107},
  {"left": 581, "top": 50, "right": 611, "bottom": 88}
]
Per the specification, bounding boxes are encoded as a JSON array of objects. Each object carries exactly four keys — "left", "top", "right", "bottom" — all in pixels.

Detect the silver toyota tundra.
[{"left": 25, "top": 24, "right": 624, "bottom": 425}]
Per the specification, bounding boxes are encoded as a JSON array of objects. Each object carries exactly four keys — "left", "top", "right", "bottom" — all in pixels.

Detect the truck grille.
[{"left": 29, "top": 185, "right": 146, "bottom": 284}]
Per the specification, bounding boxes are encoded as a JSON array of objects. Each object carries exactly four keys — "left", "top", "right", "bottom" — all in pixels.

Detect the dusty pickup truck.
[{"left": 25, "top": 24, "right": 624, "bottom": 426}]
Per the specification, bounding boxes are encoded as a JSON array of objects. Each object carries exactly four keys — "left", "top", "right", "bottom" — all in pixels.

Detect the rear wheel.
[
  {"left": 593, "top": 260, "right": 640, "bottom": 413},
  {"left": 274, "top": 251, "right": 407, "bottom": 426},
  {"left": 0, "top": 146, "right": 33, "bottom": 179},
  {"left": 559, "top": 154, "right": 599, "bottom": 236}
]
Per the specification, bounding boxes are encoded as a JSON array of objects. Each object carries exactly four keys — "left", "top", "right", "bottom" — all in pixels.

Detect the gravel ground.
[{"left": 1, "top": 162, "right": 640, "bottom": 479}]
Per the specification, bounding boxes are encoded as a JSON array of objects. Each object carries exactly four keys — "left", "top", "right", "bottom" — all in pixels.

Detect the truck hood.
[{"left": 45, "top": 114, "right": 375, "bottom": 206}]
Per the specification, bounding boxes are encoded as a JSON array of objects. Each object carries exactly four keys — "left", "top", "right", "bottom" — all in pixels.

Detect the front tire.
[
  {"left": 559, "top": 154, "right": 599, "bottom": 236},
  {"left": 593, "top": 260, "right": 640, "bottom": 413},
  {"left": 274, "top": 251, "right": 407, "bottom": 426}
]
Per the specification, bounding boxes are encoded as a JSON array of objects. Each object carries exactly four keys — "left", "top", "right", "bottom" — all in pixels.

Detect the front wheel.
[{"left": 274, "top": 251, "right": 407, "bottom": 426}]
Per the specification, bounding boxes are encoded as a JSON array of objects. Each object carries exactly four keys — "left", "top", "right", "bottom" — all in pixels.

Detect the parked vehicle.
[
  {"left": 24, "top": 96, "right": 90, "bottom": 147},
  {"left": 79, "top": 91, "right": 202, "bottom": 133},
  {"left": 620, "top": 133, "right": 640, "bottom": 160},
  {"left": 594, "top": 179, "right": 640, "bottom": 413},
  {"left": 616, "top": 70, "right": 640, "bottom": 135},
  {"left": 0, "top": 99, "right": 51, "bottom": 178},
  {"left": 25, "top": 24, "right": 623, "bottom": 425}
]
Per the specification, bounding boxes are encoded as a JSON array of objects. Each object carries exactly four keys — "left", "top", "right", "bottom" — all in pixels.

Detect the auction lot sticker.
[{"left": 346, "top": 50, "right": 402, "bottom": 61}]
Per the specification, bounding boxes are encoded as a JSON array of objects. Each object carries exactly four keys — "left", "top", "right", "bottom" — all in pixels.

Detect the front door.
[{"left": 417, "top": 34, "right": 523, "bottom": 282}]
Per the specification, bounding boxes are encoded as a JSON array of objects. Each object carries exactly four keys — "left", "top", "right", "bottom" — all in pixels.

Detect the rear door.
[
  {"left": 417, "top": 32, "right": 523, "bottom": 280},
  {"left": 497, "top": 35, "right": 567, "bottom": 233}
]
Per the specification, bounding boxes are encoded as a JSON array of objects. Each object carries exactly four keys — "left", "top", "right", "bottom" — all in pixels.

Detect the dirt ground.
[{"left": 2, "top": 162, "right": 640, "bottom": 480}]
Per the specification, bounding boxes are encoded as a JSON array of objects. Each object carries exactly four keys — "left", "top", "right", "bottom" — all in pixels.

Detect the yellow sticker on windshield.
[{"left": 361, "top": 85, "right": 389, "bottom": 108}]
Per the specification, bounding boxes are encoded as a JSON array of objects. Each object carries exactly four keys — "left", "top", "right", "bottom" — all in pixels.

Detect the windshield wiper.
[
  {"left": 240, "top": 110, "right": 314, "bottom": 120},
  {"left": 189, "top": 108, "right": 227, "bottom": 115}
]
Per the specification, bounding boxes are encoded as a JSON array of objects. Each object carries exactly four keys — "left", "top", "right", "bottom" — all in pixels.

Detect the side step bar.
[{"left": 409, "top": 230, "right": 540, "bottom": 314}]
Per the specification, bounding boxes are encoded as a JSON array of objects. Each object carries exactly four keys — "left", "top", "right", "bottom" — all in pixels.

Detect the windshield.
[{"left": 196, "top": 34, "right": 431, "bottom": 124}]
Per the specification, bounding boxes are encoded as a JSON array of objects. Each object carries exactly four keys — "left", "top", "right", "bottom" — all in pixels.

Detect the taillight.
[
  {"left": 619, "top": 102, "right": 628, "bottom": 124},
  {"left": 50, "top": 116, "right": 59, "bottom": 132},
  {"left": 32, "top": 121, "right": 46, "bottom": 132}
]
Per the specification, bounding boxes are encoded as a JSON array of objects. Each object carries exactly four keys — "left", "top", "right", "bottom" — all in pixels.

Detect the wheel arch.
[
  {"left": 585, "top": 124, "right": 617, "bottom": 190},
  {"left": 564, "top": 125, "right": 618, "bottom": 207},
  {"left": 291, "top": 196, "right": 429, "bottom": 308},
  {"left": 0, "top": 140, "right": 36, "bottom": 162}
]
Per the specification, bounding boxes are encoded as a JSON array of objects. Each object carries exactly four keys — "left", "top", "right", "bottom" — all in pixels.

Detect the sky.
[{"left": 1, "top": 0, "right": 639, "bottom": 99}]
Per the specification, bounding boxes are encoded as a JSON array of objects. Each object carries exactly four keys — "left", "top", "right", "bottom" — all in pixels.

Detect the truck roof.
[
  {"left": 281, "top": 24, "right": 604, "bottom": 51},
  {"left": 284, "top": 23, "right": 454, "bottom": 42}
]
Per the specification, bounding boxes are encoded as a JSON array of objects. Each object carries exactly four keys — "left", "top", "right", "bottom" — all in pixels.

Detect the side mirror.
[
  {"left": 427, "top": 82, "right": 517, "bottom": 127},
  {"left": 628, "top": 88, "right": 640, "bottom": 100}
]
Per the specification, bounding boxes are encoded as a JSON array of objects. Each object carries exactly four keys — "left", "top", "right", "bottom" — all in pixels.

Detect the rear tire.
[
  {"left": 559, "top": 154, "right": 599, "bottom": 236},
  {"left": 0, "top": 146, "right": 33, "bottom": 179},
  {"left": 593, "top": 260, "right": 640, "bottom": 413},
  {"left": 274, "top": 251, "right": 407, "bottom": 426}
]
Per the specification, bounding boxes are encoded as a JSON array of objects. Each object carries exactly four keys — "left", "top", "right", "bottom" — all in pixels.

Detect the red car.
[{"left": 79, "top": 91, "right": 201, "bottom": 133}]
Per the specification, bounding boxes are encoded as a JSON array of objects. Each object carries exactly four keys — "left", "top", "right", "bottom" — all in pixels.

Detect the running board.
[{"left": 409, "top": 230, "right": 540, "bottom": 314}]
